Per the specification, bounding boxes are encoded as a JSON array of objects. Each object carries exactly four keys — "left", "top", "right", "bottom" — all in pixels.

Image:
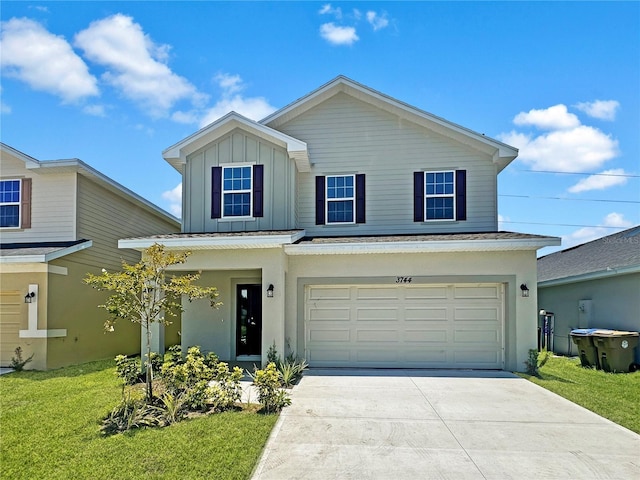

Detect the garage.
[{"left": 305, "top": 283, "right": 504, "bottom": 369}]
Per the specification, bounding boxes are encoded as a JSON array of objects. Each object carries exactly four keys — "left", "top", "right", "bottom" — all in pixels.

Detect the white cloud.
[
  {"left": 74, "top": 14, "right": 206, "bottom": 117},
  {"left": 499, "top": 103, "right": 619, "bottom": 172},
  {"left": 562, "top": 212, "right": 632, "bottom": 248},
  {"left": 198, "top": 73, "right": 277, "bottom": 127},
  {"left": 366, "top": 11, "right": 389, "bottom": 31},
  {"left": 319, "top": 4, "right": 342, "bottom": 18},
  {"left": 0, "top": 17, "right": 99, "bottom": 103},
  {"left": 320, "top": 23, "right": 359, "bottom": 46},
  {"left": 568, "top": 169, "right": 628, "bottom": 193},
  {"left": 82, "top": 104, "right": 106, "bottom": 117},
  {"left": 574, "top": 100, "right": 620, "bottom": 121},
  {"left": 513, "top": 104, "right": 580, "bottom": 130},
  {"left": 161, "top": 183, "right": 182, "bottom": 217}
]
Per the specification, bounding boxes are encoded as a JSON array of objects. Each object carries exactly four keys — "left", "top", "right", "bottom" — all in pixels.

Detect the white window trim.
[
  {"left": 424, "top": 170, "right": 456, "bottom": 222},
  {"left": 221, "top": 164, "right": 253, "bottom": 219},
  {"left": 326, "top": 174, "right": 356, "bottom": 225},
  {"left": 0, "top": 178, "right": 21, "bottom": 229}
]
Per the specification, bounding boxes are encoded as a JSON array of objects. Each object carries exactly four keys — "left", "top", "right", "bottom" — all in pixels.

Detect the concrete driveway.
[{"left": 251, "top": 369, "right": 640, "bottom": 479}]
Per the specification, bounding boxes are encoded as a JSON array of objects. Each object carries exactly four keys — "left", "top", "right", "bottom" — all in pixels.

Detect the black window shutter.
[
  {"left": 211, "top": 166, "right": 222, "bottom": 219},
  {"left": 455, "top": 169, "right": 467, "bottom": 221},
  {"left": 253, "top": 164, "right": 264, "bottom": 217},
  {"left": 355, "top": 174, "right": 366, "bottom": 224},
  {"left": 413, "top": 171, "right": 424, "bottom": 222},
  {"left": 315, "top": 176, "right": 325, "bottom": 225}
]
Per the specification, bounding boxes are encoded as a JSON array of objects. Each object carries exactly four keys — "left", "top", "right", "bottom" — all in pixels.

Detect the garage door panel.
[
  {"left": 305, "top": 283, "right": 503, "bottom": 369},
  {"left": 356, "top": 307, "right": 399, "bottom": 322}
]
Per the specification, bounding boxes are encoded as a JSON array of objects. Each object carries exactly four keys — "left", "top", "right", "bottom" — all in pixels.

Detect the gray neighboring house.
[{"left": 537, "top": 225, "right": 640, "bottom": 363}]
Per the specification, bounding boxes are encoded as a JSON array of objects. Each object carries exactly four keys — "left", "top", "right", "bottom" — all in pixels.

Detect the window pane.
[
  {"left": 426, "top": 197, "right": 454, "bottom": 220},
  {"left": 327, "top": 200, "right": 353, "bottom": 223},
  {"left": 223, "top": 193, "right": 250, "bottom": 216},
  {"left": 327, "top": 175, "right": 353, "bottom": 200},
  {"left": 0, "top": 180, "right": 20, "bottom": 203},
  {"left": 0, "top": 205, "right": 19, "bottom": 228},
  {"left": 223, "top": 166, "right": 251, "bottom": 192}
]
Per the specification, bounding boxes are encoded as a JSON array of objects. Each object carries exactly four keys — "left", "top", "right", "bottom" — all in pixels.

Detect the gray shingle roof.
[{"left": 537, "top": 226, "right": 640, "bottom": 282}]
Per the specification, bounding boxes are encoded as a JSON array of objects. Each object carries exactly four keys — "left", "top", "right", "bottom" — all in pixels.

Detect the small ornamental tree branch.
[{"left": 85, "top": 243, "right": 221, "bottom": 401}]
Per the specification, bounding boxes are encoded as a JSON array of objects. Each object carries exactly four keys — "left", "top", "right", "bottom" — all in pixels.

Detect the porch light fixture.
[
  {"left": 266, "top": 284, "right": 274, "bottom": 298},
  {"left": 24, "top": 292, "right": 35, "bottom": 303},
  {"left": 520, "top": 284, "right": 530, "bottom": 298}
]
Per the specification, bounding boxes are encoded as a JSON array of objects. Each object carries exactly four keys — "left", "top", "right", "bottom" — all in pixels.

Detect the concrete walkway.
[{"left": 251, "top": 369, "right": 640, "bottom": 479}]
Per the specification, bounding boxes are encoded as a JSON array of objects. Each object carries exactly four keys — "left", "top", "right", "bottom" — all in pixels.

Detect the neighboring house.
[
  {"left": 0, "top": 143, "right": 181, "bottom": 370},
  {"left": 538, "top": 226, "right": 640, "bottom": 363},
  {"left": 120, "top": 76, "right": 559, "bottom": 372}
]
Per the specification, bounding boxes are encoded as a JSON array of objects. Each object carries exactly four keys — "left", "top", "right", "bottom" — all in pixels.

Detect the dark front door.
[{"left": 236, "top": 285, "right": 262, "bottom": 356}]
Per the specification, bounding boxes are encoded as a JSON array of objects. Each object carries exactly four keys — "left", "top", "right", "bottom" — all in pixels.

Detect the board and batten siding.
[
  {"left": 75, "top": 175, "right": 179, "bottom": 269},
  {"left": 183, "top": 130, "right": 296, "bottom": 233},
  {"left": 0, "top": 153, "right": 77, "bottom": 242},
  {"left": 277, "top": 92, "right": 499, "bottom": 236}
]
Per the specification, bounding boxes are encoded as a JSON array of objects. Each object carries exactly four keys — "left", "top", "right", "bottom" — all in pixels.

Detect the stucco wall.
[{"left": 538, "top": 273, "right": 640, "bottom": 363}]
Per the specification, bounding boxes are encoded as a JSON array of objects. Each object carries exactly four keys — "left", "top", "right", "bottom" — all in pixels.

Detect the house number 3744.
[{"left": 396, "top": 276, "right": 412, "bottom": 283}]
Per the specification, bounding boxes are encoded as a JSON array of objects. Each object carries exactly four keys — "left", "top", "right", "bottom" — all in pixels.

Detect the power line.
[
  {"left": 516, "top": 169, "right": 639, "bottom": 178},
  {"left": 499, "top": 194, "right": 639, "bottom": 204}
]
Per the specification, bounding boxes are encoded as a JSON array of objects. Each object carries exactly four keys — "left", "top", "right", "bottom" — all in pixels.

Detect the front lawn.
[
  {"left": 520, "top": 355, "right": 640, "bottom": 434},
  {"left": 0, "top": 359, "right": 277, "bottom": 480}
]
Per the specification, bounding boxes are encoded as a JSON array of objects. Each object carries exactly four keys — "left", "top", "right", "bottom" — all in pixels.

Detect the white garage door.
[{"left": 305, "top": 283, "right": 504, "bottom": 369}]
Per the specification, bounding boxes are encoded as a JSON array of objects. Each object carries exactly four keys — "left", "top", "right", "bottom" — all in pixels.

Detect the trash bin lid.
[
  {"left": 593, "top": 330, "right": 639, "bottom": 337},
  {"left": 570, "top": 328, "right": 598, "bottom": 336}
]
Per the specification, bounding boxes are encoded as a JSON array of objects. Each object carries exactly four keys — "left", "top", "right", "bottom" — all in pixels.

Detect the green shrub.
[
  {"left": 525, "top": 349, "right": 551, "bottom": 376},
  {"left": 145, "top": 351, "right": 163, "bottom": 375},
  {"left": 209, "top": 362, "right": 244, "bottom": 411},
  {"left": 101, "top": 392, "right": 160, "bottom": 435},
  {"left": 252, "top": 363, "right": 291, "bottom": 413},
  {"left": 9, "top": 346, "right": 33, "bottom": 371},
  {"left": 158, "top": 391, "right": 186, "bottom": 425},
  {"left": 279, "top": 358, "right": 308, "bottom": 387},
  {"left": 167, "top": 344, "right": 182, "bottom": 363},
  {"left": 114, "top": 355, "right": 141, "bottom": 385},
  {"left": 183, "top": 380, "right": 212, "bottom": 411}
]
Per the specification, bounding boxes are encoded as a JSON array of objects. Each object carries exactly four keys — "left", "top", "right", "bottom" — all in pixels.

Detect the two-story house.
[
  {"left": 121, "top": 77, "right": 559, "bottom": 372},
  {"left": 0, "top": 143, "right": 180, "bottom": 370}
]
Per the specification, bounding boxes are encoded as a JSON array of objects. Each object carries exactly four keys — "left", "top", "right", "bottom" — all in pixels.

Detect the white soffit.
[
  {"left": 0, "top": 240, "right": 93, "bottom": 263},
  {"left": 163, "top": 112, "right": 310, "bottom": 172},
  {"left": 119, "top": 231, "right": 306, "bottom": 251}
]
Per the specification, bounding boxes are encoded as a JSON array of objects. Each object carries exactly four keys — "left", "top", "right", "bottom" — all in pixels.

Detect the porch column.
[{"left": 261, "top": 264, "right": 286, "bottom": 366}]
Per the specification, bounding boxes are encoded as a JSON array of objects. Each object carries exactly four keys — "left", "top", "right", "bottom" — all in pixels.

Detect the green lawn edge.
[
  {"left": 0, "top": 359, "right": 277, "bottom": 480},
  {"left": 518, "top": 355, "right": 640, "bottom": 434}
]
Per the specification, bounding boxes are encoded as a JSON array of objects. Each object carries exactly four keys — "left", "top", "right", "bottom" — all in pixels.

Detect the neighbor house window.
[
  {"left": 315, "top": 174, "right": 366, "bottom": 225},
  {"left": 414, "top": 170, "right": 466, "bottom": 222},
  {"left": 211, "top": 165, "right": 263, "bottom": 219},
  {"left": 0, "top": 179, "right": 21, "bottom": 228}
]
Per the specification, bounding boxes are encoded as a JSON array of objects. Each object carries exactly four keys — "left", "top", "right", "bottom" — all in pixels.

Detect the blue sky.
[{"left": 1, "top": 1, "right": 638, "bottom": 255}]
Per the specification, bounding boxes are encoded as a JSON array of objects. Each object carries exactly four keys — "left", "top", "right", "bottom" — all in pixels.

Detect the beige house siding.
[
  {"left": 183, "top": 131, "right": 296, "bottom": 233},
  {"left": 277, "top": 92, "right": 498, "bottom": 236},
  {"left": 0, "top": 152, "right": 76, "bottom": 243}
]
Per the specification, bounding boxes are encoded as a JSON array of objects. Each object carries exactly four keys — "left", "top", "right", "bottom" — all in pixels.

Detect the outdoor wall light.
[
  {"left": 24, "top": 292, "right": 35, "bottom": 303},
  {"left": 520, "top": 284, "right": 530, "bottom": 298},
  {"left": 266, "top": 284, "right": 274, "bottom": 298}
]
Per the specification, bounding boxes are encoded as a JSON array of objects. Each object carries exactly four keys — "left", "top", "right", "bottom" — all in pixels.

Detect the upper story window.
[
  {"left": 327, "top": 175, "right": 355, "bottom": 223},
  {"left": 0, "top": 179, "right": 21, "bottom": 228},
  {"left": 414, "top": 170, "right": 466, "bottom": 222},
  {"left": 315, "top": 174, "right": 366, "bottom": 225},
  {"left": 223, "top": 166, "right": 252, "bottom": 217},
  {"left": 211, "top": 165, "right": 263, "bottom": 220}
]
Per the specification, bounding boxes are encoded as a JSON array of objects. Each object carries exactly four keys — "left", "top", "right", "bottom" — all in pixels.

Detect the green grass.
[
  {"left": 520, "top": 355, "right": 640, "bottom": 434},
  {"left": 0, "top": 359, "right": 277, "bottom": 480}
]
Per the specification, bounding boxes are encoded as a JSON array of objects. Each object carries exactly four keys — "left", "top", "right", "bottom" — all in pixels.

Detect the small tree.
[{"left": 85, "top": 243, "right": 221, "bottom": 401}]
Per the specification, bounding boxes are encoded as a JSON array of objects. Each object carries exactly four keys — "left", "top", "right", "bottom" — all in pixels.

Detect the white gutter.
[
  {"left": 119, "top": 231, "right": 306, "bottom": 251},
  {"left": 0, "top": 240, "right": 93, "bottom": 263},
  {"left": 285, "top": 237, "right": 560, "bottom": 255},
  {"left": 538, "top": 264, "right": 640, "bottom": 287}
]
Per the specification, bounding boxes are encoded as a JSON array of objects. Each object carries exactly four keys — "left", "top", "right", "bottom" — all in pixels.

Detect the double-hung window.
[
  {"left": 327, "top": 175, "right": 355, "bottom": 223},
  {"left": 211, "top": 164, "right": 264, "bottom": 219},
  {"left": 222, "top": 166, "right": 252, "bottom": 217},
  {"left": 0, "top": 179, "right": 21, "bottom": 228},
  {"left": 414, "top": 170, "right": 466, "bottom": 222}
]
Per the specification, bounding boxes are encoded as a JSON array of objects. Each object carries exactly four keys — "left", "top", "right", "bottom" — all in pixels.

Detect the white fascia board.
[
  {"left": 0, "top": 240, "right": 93, "bottom": 263},
  {"left": 119, "top": 231, "right": 306, "bottom": 251},
  {"left": 0, "top": 142, "right": 41, "bottom": 168},
  {"left": 538, "top": 264, "right": 640, "bottom": 288},
  {"left": 285, "top": 237, "right": 560, "bottom": 256},
  {"left": 163, "top": 112, "right": 309, "bottom": 172}
]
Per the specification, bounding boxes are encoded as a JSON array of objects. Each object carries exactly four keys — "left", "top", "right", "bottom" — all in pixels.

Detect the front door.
[{"left": 236, "top": 285, "right": 262, "bottom": 357}]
